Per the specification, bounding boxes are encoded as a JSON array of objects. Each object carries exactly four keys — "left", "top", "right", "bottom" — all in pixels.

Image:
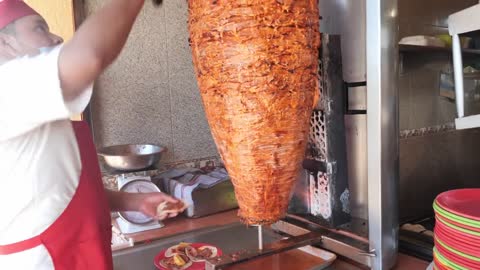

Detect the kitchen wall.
[
  {"left": 84, "top": 0, "right": 218, "bottom": 163},
  {"left": 398, "top": 0, "right": 480, "bottom": 222},
  {"left": 400, "top": 129, "right": 480, "bottom": 222}
]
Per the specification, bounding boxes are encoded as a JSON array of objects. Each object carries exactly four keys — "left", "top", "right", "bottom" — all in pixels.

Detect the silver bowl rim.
[{"left": 97, "top": 144, "right": 166, "bottom": 157}]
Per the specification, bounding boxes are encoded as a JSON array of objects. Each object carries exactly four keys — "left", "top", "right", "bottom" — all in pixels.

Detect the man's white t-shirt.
[{"left": 0, "top": 45, "right": 93, "bottom": 269}]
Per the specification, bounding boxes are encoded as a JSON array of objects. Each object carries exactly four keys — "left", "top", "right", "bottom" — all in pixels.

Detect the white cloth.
[
  {"left": 157, "top": 168, "right": 229, "bottom": 216},
  {"left": 0, "top": 45, "right": 93, "bottom": 270}
]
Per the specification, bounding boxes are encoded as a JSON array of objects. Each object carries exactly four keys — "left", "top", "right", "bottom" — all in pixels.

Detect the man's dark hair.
[{"left": 0, "top": 22, "right": 16, "bottom": 35}]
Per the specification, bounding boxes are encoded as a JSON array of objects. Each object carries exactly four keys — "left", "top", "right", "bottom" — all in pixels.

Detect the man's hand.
[
  {"left": 137, "top": 193, "right": 182, "bottom": 220},
  {"left": 106, "top": 190, "right": 183, "bottom": 221}
]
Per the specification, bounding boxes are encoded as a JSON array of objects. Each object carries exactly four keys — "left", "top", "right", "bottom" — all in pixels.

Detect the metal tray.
[{"left": 113, "top": 223, "right": 336, "bottom": 270}]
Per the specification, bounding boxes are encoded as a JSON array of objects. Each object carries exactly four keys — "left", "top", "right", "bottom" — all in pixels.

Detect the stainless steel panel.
[
  {"left": 205, "top": 231, "right": 323, "bottom": 270},
  {"left": 318, "top": 0, "right": 342, "bottom": 34},
  {"left": 320, "top": 0, "right": 369, "bottom": 223},
  {"left": 189, "top": 181, "right": 238, "bottom": 218},
  {"left": 348, "top": 86, "right": 368, "bottom": 111},
  {"left": 366, "top": 0, "right": 399, "bottom": 269},
  {"left": 113, "top": 223, "right": 284, "bottom": 270},
  {"left": 344, "top": 115, "right": 368, "bottom": 220},
  {"left": 339, "top": 0, "right": 367, "bottom": 83},
  {"left": 273, "top": 219, "right": 371, "bottom": 266},
  {"left": 319, "top": 0, "right": 366, "bottom": 83}
]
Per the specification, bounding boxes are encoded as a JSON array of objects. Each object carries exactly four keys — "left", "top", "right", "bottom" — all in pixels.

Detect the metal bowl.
[{"left": 97, "top": 144, "right": 165, "bottom": 171}]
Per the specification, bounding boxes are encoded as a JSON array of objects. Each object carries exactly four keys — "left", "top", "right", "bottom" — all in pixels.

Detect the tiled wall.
[
  {"left": 85, "top": 1, "right": 218, "bottom": 163},
  {"left": 398, "top": 0, "right": 477, "bottom": 130}
]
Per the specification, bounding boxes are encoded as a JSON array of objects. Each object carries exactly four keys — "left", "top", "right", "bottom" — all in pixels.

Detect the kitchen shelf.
[
  {"left": 449, "top": 2, "right": 480, "bottom": 129},
  {"left": 455, "top": 114, "right": 480, "bottom": 130},
  {"left": 399, "top": 44, "right": 480, "bottom": 57}
]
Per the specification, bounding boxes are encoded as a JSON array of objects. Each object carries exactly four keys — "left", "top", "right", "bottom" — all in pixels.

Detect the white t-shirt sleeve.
[{"left": 0, "top": 45, "right": 93, "bottom": 141}]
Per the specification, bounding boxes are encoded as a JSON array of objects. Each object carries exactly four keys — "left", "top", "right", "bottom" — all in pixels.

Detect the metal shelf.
[{"left": 448, "top": 3, "right": 480, "bottom": 129}]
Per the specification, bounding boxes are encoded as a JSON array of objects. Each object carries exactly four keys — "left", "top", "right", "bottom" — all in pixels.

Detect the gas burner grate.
[
  {"left": 307, "top": 58, "right": 331, "bottom": 218},
  {"left": 309, "top": 110, "right": 326, "bottom": 160}
]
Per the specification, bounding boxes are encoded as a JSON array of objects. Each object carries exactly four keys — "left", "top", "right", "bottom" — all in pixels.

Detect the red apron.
[{"left": 0, "top": 121, "right": 113, "bottom": 270}]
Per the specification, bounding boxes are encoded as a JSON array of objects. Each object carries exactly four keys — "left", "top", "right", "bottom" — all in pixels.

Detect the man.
[{"left": 0, "top": 0, "right": 181, "bottom": 269}]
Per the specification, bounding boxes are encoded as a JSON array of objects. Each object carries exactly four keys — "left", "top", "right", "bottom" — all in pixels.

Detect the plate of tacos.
[{"left": 154, "top": 242, "right": 222, "bottom": 270}]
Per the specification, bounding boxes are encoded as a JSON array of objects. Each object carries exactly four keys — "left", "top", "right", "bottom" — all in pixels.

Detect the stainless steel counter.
[
  {"left": 113, "top": 221, "right": 430, "bottom": 270},
  {"left": 113, "top": 223, "right": 284, "bottom": 270}
]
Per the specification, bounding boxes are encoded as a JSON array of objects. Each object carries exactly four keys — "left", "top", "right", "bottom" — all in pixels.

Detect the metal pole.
[
  {"left": 452, "top": 34, "right": 465, "bottom": 118},
  {"left": 258, "top": 225, "right": 263, "bottom": 250},
  {"left": 366, "top": 0, "right": 399, "bottom": 269}
]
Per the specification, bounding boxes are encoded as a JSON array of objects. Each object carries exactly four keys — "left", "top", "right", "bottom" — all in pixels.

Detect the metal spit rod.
[
  {"left": 258, "top": 225, "right": 263, "bottom": 250},
  {"left": 205, "top": 230, "right": 323, "bottom": 270}
]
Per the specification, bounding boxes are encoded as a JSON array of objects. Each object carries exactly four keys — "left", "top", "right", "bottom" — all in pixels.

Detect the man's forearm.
[
  {"left": 106, "top": 189, "right": 181, "bottom": 219},
  {"left": 59, "top": 0, "right": 145, "bottom": 101},
  {"left": 106, "top": 189, "right": 144, "bottom": 212}
]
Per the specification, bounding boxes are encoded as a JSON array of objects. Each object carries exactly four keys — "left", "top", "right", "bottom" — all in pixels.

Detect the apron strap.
[{"left": 0, "top": 235, "right": 42, "bottom": 255}]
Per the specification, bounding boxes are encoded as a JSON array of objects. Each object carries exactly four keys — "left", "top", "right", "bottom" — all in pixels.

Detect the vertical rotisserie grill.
[{"left": 188, "top": 0, "right": 321, "bottom": 225}]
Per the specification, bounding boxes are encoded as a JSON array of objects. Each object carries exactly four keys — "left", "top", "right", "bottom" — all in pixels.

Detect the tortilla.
[
  {"left": 164, "top": 242, "right": 192, "bottom": 258},
  {"left": 156, "top": 200, "right": 188, "bottom": 219}
]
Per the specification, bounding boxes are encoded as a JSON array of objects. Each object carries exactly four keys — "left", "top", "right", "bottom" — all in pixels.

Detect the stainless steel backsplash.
[{"left": 399, "top": 128, "right": 480, "bottom": 222}]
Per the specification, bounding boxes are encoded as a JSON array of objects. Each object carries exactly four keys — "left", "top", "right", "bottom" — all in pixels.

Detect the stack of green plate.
[{"left": 433, "top": 189, "right": 480, "bottom": 270}]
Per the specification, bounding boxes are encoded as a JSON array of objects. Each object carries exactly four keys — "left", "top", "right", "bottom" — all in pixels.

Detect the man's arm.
[
  {"left": 106, "top": 190, "right": 181, "bottom": 220},
  {"left": 59, "top": 0, "right": 145, "bottom": 102}
]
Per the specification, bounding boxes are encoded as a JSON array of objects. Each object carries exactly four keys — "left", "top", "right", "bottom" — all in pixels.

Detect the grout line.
[{"left": 162, "top": 2, "right": 176, "bottom": 162}]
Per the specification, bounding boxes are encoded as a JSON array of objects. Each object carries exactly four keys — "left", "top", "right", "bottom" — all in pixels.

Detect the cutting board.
[{"left": 223, "top": 248, "right": 335, "bottom": 270}]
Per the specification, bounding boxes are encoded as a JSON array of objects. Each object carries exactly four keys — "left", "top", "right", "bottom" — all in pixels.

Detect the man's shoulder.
[
  {"left": 0, "top": 45, "right": 63, "bottom": 72},
  {"left": 0, "top": 119, "right": 72, "bottom": 143}
]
